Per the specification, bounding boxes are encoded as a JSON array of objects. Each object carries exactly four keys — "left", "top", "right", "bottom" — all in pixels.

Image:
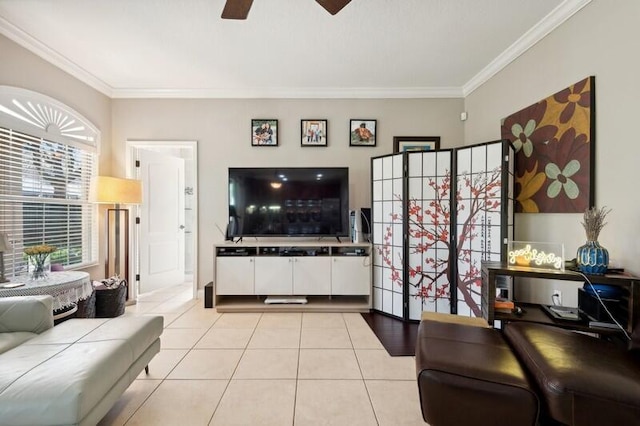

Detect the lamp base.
[{"left": 0, "top": 276, "right": 9, "bottom": 283}]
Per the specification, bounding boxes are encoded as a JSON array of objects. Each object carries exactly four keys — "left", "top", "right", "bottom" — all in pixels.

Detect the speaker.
[
  {"left": 350, "top": 208, "right": 371, "bottom": 243},
  {"left": 360, "top": 207, "right": 371, "bottom": 234},
  {"left": 204, "top": 282, "right": 213, "bottom": 308}
]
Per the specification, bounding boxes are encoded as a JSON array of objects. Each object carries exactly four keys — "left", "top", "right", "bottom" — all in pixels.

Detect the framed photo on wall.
[
  {"left": 301, "top": 119, "right": 328, "bottom": 147},
  {"left": 393, "top": 136, "right": 440, "bottom": 153},
  {"left": 252, "top": 119, "right": 278, "bottom": 146},
  {"left": 350, "top": 119, "right": 376, "bottom": 147}
]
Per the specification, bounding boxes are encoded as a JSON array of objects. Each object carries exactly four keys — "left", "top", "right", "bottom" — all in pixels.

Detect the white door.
[{"left": 138, "top": 149, "right": 185, "bottom": 293}]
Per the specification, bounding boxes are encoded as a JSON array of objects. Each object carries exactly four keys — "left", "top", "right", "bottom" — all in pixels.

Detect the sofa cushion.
[
  {"left": 0, "top": 316, "right": 163, "bottom": 425},
  {"left": 504, "top": 322, "right": 640, "bottom": 425},
  {"left": 0, "top": 332, "right": 38, "bottom": 354},
  {"left": 0, "top": 295, "right": 53, "bottom": 335},
  {"left": 416, "top": 320, "right": 539, "bottom": 426},
  {"left": 78, "top": 315, "right": 164, "bottom": 361},
  {"left": 0, "top": 340, "right": 133, "bottom": 424}
]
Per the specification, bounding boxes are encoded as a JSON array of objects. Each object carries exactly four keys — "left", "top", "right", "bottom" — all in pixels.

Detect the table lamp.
[
  {"left": 0, "top": 233, "right": 10, "bottom": 283},
  {"left": 90, "top": 176, "right": 142, "bottom": 298}
]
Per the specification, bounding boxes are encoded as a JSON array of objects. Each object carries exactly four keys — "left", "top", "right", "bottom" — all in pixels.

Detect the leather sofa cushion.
[
  {"left": 0, "top": 316, "right": 163, "bottom": 425},
  {"left": 416, "top": 320, "right": 539, "bottom": 425},
  {"left": 0, "top": 332, "right": 38, "bottom": 354},
  {"left": 504, "top": 322, "right": 640, "bottom": 426},
  {"left": 77, "top": 316, "right": 164, "bottom": 361},
  {"left": 0, "top": 295, "right": 53, "bottom": 335}
]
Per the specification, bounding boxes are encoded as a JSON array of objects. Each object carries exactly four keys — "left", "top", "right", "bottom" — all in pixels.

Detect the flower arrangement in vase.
[
  {"left": 576, "top": 207, "right": 611, "bottom": 275},
  {"left": 24, "top": 244, "right": 57, "bottom": 280}
]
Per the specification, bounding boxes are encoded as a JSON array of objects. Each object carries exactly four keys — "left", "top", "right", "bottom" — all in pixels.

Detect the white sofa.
[{"left": 0, "top": 295, "right": 163, "bottom": 425}]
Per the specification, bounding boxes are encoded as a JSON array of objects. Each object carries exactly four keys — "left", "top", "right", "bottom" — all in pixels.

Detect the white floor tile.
[
  {"left": 168, "top": 349, "right": 243, "bottom": 379},
  {"left": 295, "top": 380, "right": 378, "bottom": 426},
  {"left": 355, "top": 349, "right": 416, "bottom": 380},
  {"left": 212, "top": 312, "right": 262, "bottom": 328},
  {"left": 233, "top": 349, "right": 299, "bottom": 379},
  {"left": 302, "top": 312, "right": 347, "bottom": 328},
  {"left": 97, "top": 380, "right": 161, "bottom": 426},
  {"left": 366, "top": 380, "right": 426, "bottom": 426},
  {"left": 298, "top": 349, "right": 362, "bottom": 379},
  {"left": 247, "top": 327, "right": 300, "bottom": 348},
  {"left": 195, "top": 327, "right": 254, "bottom": 349},
  {"left": 300, "top": 327, "right": 352, "bottom": 349},
  {"left": 125, "top": 380, "right": 227, "bottom": 426},
  {"left": 210, "top": 380, "right": 296, "bottom": 425},
  {"left": 159, "top": 328, "right": 207, "bottom": 349},
  {"left": 136, "top": 349, "right": 188, "bottom": 380}
]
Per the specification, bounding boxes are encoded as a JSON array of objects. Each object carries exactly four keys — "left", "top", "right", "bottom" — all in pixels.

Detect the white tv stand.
[{"left": 213, "top": 241, "right": 372, "bottom": 312}]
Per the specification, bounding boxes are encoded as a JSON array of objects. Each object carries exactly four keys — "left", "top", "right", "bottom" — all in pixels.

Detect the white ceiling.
[{"left": 0, "top": 0, "right": 590, "bottom": 98}]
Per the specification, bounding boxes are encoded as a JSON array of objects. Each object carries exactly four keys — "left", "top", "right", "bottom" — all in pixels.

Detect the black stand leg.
[{"left": 145, "top": 365, "right": 149, "bottom": 375}]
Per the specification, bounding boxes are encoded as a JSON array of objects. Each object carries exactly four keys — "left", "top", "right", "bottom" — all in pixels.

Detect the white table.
[{"left": 0, "top": 271, "right": 92, "bottom": 311}]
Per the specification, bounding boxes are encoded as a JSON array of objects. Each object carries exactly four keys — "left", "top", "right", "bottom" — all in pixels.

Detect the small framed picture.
[
  {"left": 350, "top": 119, "right": 376, "bottom": 147},
  {"left": 301, "top": 120, "right": 328, "bottom": 147},
  {"left": 393, "top": 136, "right": 440, "bottom": 153},
  {"left": 252, "top": 119, "right": 278, "bottom": 146}
]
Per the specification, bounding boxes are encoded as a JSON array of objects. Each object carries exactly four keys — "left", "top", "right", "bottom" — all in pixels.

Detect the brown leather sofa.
[
  {"left": 415, "top": 318, "right": 539, "bottom": 425},
  {"left": 504, "top": 322, "right": 640, "bottom": 425},
  {"left": 416, "top": 318, "right": 640, "bottom": 426}
]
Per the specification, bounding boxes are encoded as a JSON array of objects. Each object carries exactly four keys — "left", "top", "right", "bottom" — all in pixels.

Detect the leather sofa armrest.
[{"left": 0, "top": 295, "right": 54, "bottom": 334}]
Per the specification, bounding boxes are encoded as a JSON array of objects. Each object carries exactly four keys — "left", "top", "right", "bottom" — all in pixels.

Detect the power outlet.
[{"left": 552, "top": 289, "right": 562, "bottom": 306}]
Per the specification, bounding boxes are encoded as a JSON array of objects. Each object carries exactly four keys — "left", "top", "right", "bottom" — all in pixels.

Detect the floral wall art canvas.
[{"left": 500, "top": 76, "right": 595, "bottom": 213}]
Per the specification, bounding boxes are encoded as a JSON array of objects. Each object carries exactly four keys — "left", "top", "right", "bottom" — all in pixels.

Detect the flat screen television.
[{"left": 228, "top": 167, "right": 349, "bottom": 238}]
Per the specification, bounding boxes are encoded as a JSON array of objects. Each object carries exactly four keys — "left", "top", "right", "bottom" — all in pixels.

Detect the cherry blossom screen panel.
[
  {"left": 406, "top": 150, "right": 453, "bottom": 320},
  {"left": 371, "top": 153, "right": 405, "bottom": 318},
  {"left": 455, "top": 140, "right": 515, "bottom": 317}
]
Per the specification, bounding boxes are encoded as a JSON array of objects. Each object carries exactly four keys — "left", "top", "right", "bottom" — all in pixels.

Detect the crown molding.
[
  {"left": 1, "top": 0, "right": 590, "bottom": 100},
  {"left": 110, "top": 86, "right": 464, "bottom": 99},
  {"left": 0, "top": 16, "right": 113, "bottom": 97},
  {"left": 462, "top": 0, "right": 592, "bottom": 97}
]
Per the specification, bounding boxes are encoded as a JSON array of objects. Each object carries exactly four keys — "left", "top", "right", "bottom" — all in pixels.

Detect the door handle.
[{"left": 179, "top": 225, "right": 185, "bottom": 230}]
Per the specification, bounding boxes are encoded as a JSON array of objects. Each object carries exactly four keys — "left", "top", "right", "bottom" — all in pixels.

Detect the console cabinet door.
[
  {"left": 293, "top": 257, "right": 331, "bottom": 295},
  {"left": 331, "top": 256, "right": 371, "bottom": 295},
  {"left": 216, "top": 257, "right": 255, "bottom": 295},
  {"left": 255, "top": 257, "right": 293, "bottom": 295}
]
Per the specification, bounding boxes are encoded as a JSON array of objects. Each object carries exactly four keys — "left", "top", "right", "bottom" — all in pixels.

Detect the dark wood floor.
[{"left": 361, "top": 311, "right": 419, "bottom": 356}]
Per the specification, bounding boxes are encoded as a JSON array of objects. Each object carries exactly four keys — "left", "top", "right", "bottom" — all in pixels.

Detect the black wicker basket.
[
  {"left": 76, "top": 290, "right": 96, "bottom": 318},
  {"left": 95, "top": 279, "right": 127, "bottom": 318}
]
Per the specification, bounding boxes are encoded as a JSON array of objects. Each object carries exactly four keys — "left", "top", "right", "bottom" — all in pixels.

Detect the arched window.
[{"left": 0, "top": 86, "right": 100, "bottom": 275}]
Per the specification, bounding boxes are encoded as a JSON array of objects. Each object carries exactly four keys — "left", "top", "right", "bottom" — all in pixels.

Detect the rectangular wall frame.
[{"left": 371, "top": 140, "right": 515, "bottom": 321}]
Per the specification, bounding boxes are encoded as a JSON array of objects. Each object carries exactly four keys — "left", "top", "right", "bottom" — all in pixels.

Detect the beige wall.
[
  {"left": 464, "top": 0, "right": 640, "bottom": 303},
  {"left": 111, "top": 98, "right": 465, "bottom": 286},
  {"left": 0, "top": 34, "right": 112, "bottom": 279},
  {"left": 7, "top": 0, "right": 635, "bottom": 302}
]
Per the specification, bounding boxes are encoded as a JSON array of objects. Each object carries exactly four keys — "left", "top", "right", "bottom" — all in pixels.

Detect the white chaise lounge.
[{"left": 0, "top": 295, "right": 163, "bottom": 425}]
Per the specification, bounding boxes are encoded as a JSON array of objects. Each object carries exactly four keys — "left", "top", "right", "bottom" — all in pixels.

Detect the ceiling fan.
[{"left": 221, "top": 0, "right": 352, "bottom": 20}]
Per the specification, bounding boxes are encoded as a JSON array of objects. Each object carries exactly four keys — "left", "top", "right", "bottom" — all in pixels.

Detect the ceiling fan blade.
[
  {"left": 316, "top": 0, "right": 352, "bottom": 15},
  {"left": 221, "top": 0, "right": 254, "bottom": 20}
]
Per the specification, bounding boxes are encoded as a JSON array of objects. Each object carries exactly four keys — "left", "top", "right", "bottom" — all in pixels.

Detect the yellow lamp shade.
[{"left": 90, "top": 176, "right": 142, "bottom": 205}]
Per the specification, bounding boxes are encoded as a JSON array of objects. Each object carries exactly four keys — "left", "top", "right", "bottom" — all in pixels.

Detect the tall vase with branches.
[{"left": 576, "top": 207, "right": 611, "bottom": 275}]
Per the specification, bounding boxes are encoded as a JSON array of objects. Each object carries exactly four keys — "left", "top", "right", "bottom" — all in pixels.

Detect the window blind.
[{"left": 0, "top": 126, "right": 98, "bottom": 276}]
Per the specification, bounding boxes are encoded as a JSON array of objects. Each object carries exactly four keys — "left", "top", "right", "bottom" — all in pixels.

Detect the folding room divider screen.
[{"left": 371, "top": 140, "right": 515, "bottom": 321}]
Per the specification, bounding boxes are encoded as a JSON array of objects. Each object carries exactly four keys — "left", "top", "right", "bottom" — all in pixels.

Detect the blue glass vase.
[{"left": 576, "top": 240, "right": 609, "bottom": 275}]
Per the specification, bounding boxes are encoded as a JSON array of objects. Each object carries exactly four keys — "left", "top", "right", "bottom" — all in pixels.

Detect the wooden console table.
[{"left": 481, "top": 262, "right": 639, "bottom": 334}]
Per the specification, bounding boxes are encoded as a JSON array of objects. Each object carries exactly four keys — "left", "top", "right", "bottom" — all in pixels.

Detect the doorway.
[{"left": 127, "top": 141, "right": 198, "bottom": 300}]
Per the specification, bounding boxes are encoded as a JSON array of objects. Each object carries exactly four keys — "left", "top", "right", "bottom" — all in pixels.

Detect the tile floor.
[{"left": 97, "top": 283, "right": 425, "bottom": 425}]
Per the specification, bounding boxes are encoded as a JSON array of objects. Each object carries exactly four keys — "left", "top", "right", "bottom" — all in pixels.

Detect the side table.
[{"left": 0, "top": 271, "right": 93, "bottom": 312}]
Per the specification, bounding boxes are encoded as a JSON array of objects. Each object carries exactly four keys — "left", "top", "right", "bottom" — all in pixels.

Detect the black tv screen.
[{"left": 228, "top": 167, "right": 349, "bottom": 237}]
